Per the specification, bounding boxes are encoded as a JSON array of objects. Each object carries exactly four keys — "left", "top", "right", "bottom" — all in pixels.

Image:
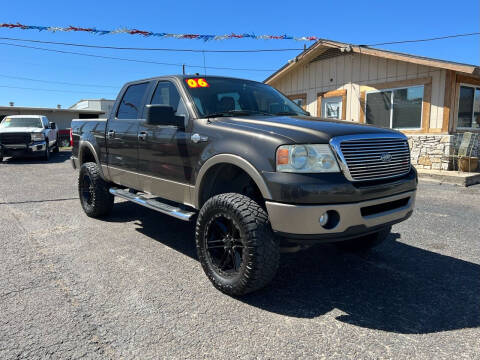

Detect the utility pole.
[{"left": 182, "top": 64, "right": 185, "bottom": 75}]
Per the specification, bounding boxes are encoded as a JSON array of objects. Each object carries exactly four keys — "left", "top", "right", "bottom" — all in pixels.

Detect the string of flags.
[{"left": 0, "top": 23, "right": 319, "bottom": 41}]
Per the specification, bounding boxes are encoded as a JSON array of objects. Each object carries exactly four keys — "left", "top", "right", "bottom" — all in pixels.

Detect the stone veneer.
[
  {"left": 408, "top": 135, "right": 454, "bottom": 170},
  {"left": 408, "top": 134, "right": 480, "bottom": 171}
]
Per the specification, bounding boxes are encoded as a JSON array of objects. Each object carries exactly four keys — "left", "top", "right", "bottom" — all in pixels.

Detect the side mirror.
[
  {"left": 49, "top": 122, "right": 56, "bottom": 129},
  {"left": 305, "top": 111, "right": 311, "bottom": 116},
  {"left": 145, "top": 105, "right": 184, "bottom": 129}
]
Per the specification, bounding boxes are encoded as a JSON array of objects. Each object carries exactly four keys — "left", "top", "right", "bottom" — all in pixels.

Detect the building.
[
  {"left": 0, "top": 98, "right": 114, "bottom": 130},
  {"left": 70, "top": 99, "right": 115, "bottom": 118},
  {"left": 265, "top": 40, "right": 480, "bottom": 170},
  {"left": 0, "top": 105, "right": 104, "bottom": 130}
]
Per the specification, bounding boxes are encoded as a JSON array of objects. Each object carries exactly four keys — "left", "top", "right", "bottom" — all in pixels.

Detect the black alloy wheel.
[
  {"left": 80, "top": 173, "right": 95, "bottom": 207},
  {"left": 205, "top": 213, "right": 245, "bottom": 276}
]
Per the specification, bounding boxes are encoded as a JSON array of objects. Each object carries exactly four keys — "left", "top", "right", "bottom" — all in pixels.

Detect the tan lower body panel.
[
  {"left": 266, "top": 191, "right": 416, "bottom": 235},
  {"left": 106, "top": 166, "right": 195, "bottom": 207}
]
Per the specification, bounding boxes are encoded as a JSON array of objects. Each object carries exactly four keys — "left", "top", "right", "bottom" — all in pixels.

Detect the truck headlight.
[
  {"left": 276, "top": 144, "right": 340, "bottom": 173},
  {"left": 31, "top": 133, "right": 45, "bottom": 141}
]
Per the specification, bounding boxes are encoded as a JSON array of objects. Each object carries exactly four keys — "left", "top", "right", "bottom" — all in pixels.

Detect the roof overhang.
[{"left": 265, "top": 39, "right": 480, "bottom": 84}]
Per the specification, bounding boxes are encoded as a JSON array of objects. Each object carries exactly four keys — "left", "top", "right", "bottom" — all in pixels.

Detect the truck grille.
[
  {"left": 0, "top": 133, "right": 31, "bottom": 145},
  {"left": 332, "top": 136, "right": 411, "bottom": 181}
]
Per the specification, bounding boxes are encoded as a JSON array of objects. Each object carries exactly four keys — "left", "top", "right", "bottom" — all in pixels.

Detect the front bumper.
[
  {"left": 0, "top": 141, "right": 47, "bottom": 157},
  {"left": 266, "top": 190, "right": 416, "bottom": 240},
  {"left": 262, "top": 168, "right": 417, "bottom": 204}
]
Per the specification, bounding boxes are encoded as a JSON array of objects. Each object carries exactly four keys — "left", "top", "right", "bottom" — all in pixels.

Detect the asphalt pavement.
[{"left": 0, "top": 151, "right": 479, "bottom": 359}]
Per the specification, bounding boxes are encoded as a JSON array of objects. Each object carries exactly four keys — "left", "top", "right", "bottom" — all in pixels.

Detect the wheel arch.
[
  {"left": 78, "top": 141, "right": 107, "bottom": 180},
  {"left": 194, "top": 154, "right": 272, "bottom": 209}
]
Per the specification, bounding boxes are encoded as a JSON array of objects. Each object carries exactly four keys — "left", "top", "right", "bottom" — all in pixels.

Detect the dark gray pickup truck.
[{"left": 71, "top": 75, "right": 417, "bottom": 295}]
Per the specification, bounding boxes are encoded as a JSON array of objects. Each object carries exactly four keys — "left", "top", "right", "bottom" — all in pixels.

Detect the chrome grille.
[
  {"left": 331, "top": 135, "right": 411, "bottom": 181},
  {"left": 0, "top": 133, "right": 31, "bottom": 145}
]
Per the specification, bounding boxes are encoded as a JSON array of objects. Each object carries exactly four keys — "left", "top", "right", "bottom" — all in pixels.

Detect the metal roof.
[{"left": 69, "top": 98, "right": 115, "bottom": 109}]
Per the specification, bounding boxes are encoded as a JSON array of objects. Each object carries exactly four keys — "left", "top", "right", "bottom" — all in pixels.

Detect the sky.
[{"left": 1, "top": 0, "right": 479, "bottom": 108}]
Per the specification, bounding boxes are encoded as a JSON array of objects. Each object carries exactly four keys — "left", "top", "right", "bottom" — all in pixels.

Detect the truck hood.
[
  {"left": 215, "top": 115, "right": 403, "bottom": 143},
  {"left": 0, "top": 127, "right": 43, "bottom": 133}
]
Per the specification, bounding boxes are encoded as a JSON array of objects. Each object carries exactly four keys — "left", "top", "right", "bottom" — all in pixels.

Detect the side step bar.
[{"left": 109, "top": 188, "right": 196, "bottom": 221}]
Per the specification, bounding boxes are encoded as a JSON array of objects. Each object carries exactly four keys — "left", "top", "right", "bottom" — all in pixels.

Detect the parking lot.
[{"left": 0, "top": 151, "right": 479, "bottom": 359}]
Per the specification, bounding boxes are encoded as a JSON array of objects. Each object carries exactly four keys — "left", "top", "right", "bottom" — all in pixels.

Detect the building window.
[
  {"left": 288, "top": 94, "right": 307, "bottom": 111},
  {"left": 322, "top": 96, "right": 343, "bottom": 119},
  {"left": 365, "top": 85, "right": 424, "bottom": 129},
  {"left": 292, "top": 98, "right": 305, "bottom": 109},
  {"left": 317, "top": 89, "right": 347, "bottom": 120},
  {"left": 457, "top": 85, "right": 480, "bottom": 129}
]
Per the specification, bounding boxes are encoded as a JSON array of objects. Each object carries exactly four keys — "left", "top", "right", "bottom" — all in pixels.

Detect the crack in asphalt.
[{"left": 0, "top": 197, "right": 79, "bottom": 205}]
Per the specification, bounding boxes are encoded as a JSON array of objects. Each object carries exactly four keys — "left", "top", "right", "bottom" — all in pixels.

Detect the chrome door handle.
[
  {"left": 107, "top": 130, "right": 115, "bottom": 139},
  {"left": 191, "top": 133, "right": 208, "bottom": 143},
  {"left": 138, "top": 132, "right": 147, "bottom": 141}
]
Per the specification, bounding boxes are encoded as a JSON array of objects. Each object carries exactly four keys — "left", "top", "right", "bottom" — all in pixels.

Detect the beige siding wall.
[{"left": 269, "top": 53, "right": 447, "bottom": 131}]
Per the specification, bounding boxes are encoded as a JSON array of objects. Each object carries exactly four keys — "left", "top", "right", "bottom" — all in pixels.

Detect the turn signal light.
[{"left": 277, "top": 148, "right": 289, "bottom": 165}]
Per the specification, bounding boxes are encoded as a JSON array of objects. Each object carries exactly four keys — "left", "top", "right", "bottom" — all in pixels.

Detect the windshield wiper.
[
  {"left": 202, "top": 110, "right": 272, "bottom": 118},
  {"left": 274, "top": 111, "right": 301, "bottom": 116}
]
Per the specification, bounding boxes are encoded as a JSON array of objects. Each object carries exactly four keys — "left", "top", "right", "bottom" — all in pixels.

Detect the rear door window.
[{"left": 117, "top": 82, "right": 149, "bottom": 119}]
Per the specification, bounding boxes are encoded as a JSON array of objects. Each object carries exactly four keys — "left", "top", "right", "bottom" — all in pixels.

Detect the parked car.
[
  {"left": 71, "top": 75, "right": 417, "bottom": 296},
  {"left": 0, "top": 115, "right": 59, "bottom": 161}
]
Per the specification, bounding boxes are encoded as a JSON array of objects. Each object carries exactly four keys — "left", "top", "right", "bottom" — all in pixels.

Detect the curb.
[{"left": 416, "top": 169, "right": 480, "bottom": 187}]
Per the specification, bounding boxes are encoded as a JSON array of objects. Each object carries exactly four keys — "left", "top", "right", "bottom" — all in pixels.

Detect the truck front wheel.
[
  {"left": 195, "top": 193, "right": 279, "bottom": 296},
  {"left": 43, "top": 139, "right": 50, "bottom": 161},
  {"left": 336, "top": 226, "right": 392, "bottom": 252},
  {"left": 78, "top": 162, "right": 114, "bottom": 218}
]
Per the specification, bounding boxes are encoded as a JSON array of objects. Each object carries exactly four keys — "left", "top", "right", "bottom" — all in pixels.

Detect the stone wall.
[
  {"left": 408, "top": 134, "right": 480, "bottom": 171},
  {"left": 408, "top": 135, "right": 454, "bottom": 170}
]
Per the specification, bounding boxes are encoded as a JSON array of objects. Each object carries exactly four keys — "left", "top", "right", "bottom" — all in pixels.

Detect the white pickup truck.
[{"left": 0, "top": 115, "right": 59, "bottom": 162}]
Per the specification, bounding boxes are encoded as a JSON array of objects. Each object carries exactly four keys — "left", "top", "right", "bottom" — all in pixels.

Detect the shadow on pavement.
[
  {"left": 1, "top": 150, "right": 71, "bottom": 164},
  {"left": 107, "top": 200, "right": 480, "bottom": 334}
]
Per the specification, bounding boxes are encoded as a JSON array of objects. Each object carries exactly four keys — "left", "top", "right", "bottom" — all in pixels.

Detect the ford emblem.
[{"left": 380, "top": 152, "right": 393, "bottom": 162}]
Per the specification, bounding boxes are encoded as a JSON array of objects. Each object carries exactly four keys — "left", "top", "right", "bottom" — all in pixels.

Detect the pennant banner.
[{"left": 0, "top": 23, "right": 319, "bottom": 41}]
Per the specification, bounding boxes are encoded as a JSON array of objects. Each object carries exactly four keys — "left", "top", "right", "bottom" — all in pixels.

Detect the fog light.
[{"left": 319, "top": 213, "right": 329, "bottom": 226}]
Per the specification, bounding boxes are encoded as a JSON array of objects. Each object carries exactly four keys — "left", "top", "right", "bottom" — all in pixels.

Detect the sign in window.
[{"left": 322, "top": 96, "right": 343, "bottom": 120}]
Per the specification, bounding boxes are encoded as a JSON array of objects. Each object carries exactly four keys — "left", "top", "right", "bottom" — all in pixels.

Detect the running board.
[{"left": 109, "top": 188, "right": 196, "bottom": 221}]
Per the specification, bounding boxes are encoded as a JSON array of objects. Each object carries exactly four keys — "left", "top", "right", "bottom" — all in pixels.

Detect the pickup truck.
[
  {"left": 71, "top": 75, "right": 417, "bottom": 296},
  {"left": 0, "top": 115, "right": 59, "bottom": 161}
]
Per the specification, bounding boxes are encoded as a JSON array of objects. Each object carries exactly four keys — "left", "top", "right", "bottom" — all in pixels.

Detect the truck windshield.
[
  {"left": 0, "top": 117, "right": 43, "bottom": 128},
  {"left": 183, "top": 77, "right": 308, "bottom": 118}
]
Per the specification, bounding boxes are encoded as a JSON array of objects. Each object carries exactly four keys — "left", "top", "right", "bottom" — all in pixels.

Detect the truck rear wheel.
[
  {"left": 195, "top": 193, "right": 279, "bottom": 296},
  {"left": 78, "top": 162, "right": 114, "bottom": 218},
  {"left": 336, "top": 226, "right": 392, "bottom": 252}
]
